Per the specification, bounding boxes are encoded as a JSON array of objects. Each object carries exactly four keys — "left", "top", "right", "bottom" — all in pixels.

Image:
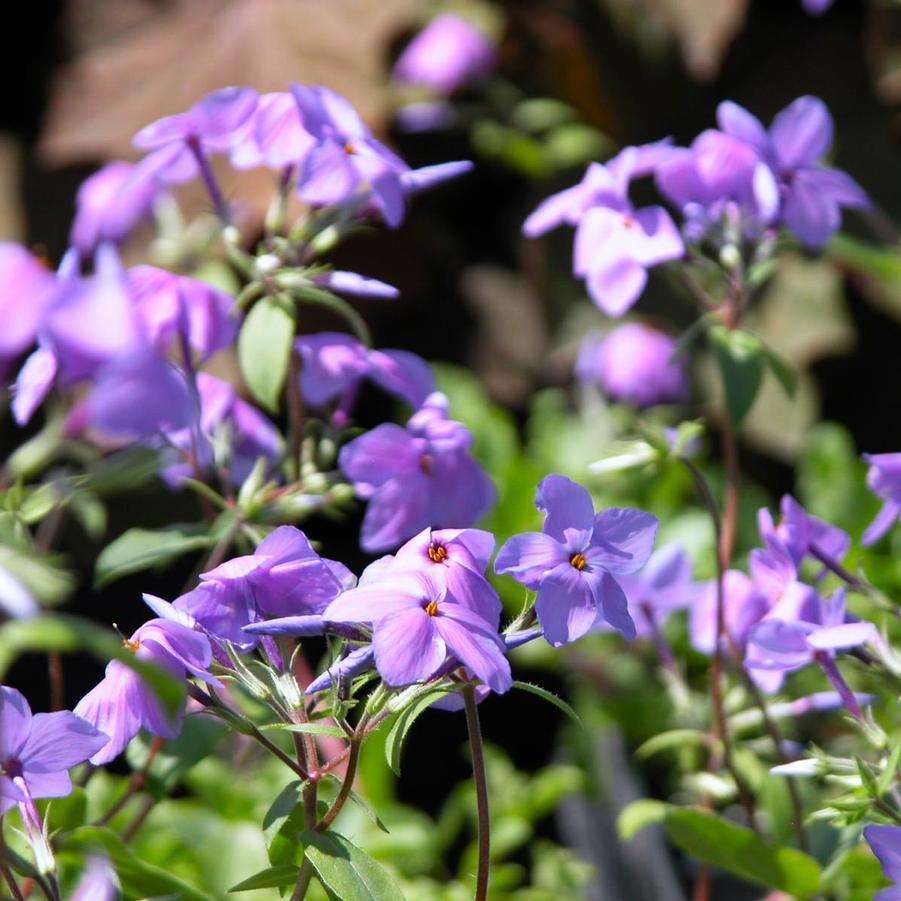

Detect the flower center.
[
  {"left": 622, "top": 214, "right": 636, "bottom": 229},
  {"left": 419, "top": 454, "right": 434, "bottom": 475},
  {"left": 344, "top": 142, "right": 356, "bottom": 155},
  {"left": 424, "top": 599, "right": 440, "bottom": 616},
  {"left": 0, "top": 758, "right": 22, "bottom": 779},
  {"left": 570, "top": 552, "right": 587, "bottom": 571},
  {"left": 428, "top": 543, "right": 448, "bottom": 563}
]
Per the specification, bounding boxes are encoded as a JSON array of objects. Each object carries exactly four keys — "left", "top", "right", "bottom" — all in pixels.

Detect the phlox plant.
[{"left": 2, "top": 23, "right": 901, "bottom": 901}]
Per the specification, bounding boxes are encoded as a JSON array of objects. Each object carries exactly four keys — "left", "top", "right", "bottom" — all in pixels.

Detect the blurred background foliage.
[{"left": 6, "top": 0, "right": 901, "bottom": 898}]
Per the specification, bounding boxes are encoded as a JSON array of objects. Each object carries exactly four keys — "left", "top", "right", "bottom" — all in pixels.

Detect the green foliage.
[
  {"left": 94, "top": 522, "right": 212, "bottom": 585},
  {"left": 301, "top": 830, "right": 406, "bottom": 901},
  {"left": 239, "top": 295, "right": 297, "bottom": 411}
]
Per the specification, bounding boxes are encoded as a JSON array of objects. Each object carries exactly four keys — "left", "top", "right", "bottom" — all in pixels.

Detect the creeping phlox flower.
[
  {"left": 172, "top": 526, "right": 354, "bottom": 649},
  {"left": 576, "top": 323, "right": 689, "bottom": 408},
  {"left": 865, "top": 824, "right": 901, "bottom": 901},
  {"left": 613, "top": 543, "right": 701, "bottom": 638},
  {"left": 71, "top": 856, "right": 119, "bottom": 901},
  {"left": 339, "top": 392, "right": 496, "bottom": 553},
  {"left": 524, "top": 144, "right": 684, "bottom": 316},
  {"left": 496, "top": 474, "right": 658, "bottom": 646},
  {"left": 74, "top": 618, "right": 218, "bottom": 764},
  {"left": 689, "top": 569, "right": 771, "bottom": 656},
  {"left": 758, "top": 494, "right": 850, "bottom": 571},
  {"left": 323, "top": 566, "right": 511, "bottom": 692},
  {"left": 295, "top": 332, "right": 435, "bottom": 422},
  {"left": 159, "top": 372, "right": 281, "bottom": 487},
  {"left": 393, "top": 13, "right": 496, "bottom": 95},
  {"left": 0, "top": 685, "right": 108, "bottom": 816},
  {"left": 803, "top": 0, "right": 835, "bottom": 11},
  {"left": 70, "top": 161, "right": 161, "bottom": 256},
  {"left": 861, "top": 452, "right": 901, "bottom": 546},
  {"left": 714, "top": 96, "right": 868, "bottom": 248}
]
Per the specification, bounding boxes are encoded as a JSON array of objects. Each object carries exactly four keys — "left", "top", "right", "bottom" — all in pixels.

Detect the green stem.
[{"left": 463, "top": 686, "right": 490, "bottom": 901}]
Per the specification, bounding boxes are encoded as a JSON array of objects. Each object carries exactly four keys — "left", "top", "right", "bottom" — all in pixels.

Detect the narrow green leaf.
[
  {"left": 664, "top": 807, "right": 821, "bottom": 897},
  {"left": 763, "top": 347, "right": 798, "bottom": 399},
  {"left": 228, "top": 864, "right": 300, "bottom": 892},
  {"left": 636, "top": 729, "right": 706, "bottom": 760},
  {"left": 617, "top": 799, "right": 670, "bottom": 841},
  {"left": 511, "top": 681, "right": 582, "bottom": 728},
  {"left": 238, "top": 295, "right": 296, "bottom": 411},
  {"left": 878, "top": 742, "right": 901, "bottom": 795},
  {"left": 709, "top": 326, "right": 766, "bottom": 424},
  {"left": 384, "top": 687, "right": 455, "bottom": 775},
  {"left": 300, "top": 830, "right": 405, "bottom": 901},
  {"left": 262, "top": 722, "right": 348, "bottom": 739},
  {"left": 290, "top": 286, "right": 372, "bottom": 347},
  {"left": 94, "top": 524, "right": 211, "bottom": 587}
]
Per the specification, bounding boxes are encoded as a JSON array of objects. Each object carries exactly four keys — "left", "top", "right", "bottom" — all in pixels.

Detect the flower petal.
[
  {"left": 589, "top": 571, "right": 637, "bottom": 639},
  {"left": 373, "top": 608, "right": 446, "bottom": 686},
  {"left": 435, "top": 604, "right": 511, "bottom": 693},
  {"left": 770, "top": 96, "right": 833, "bottom": 169},
  {"left": 587, "top": 508, "right": 658, "bottom": 574},
  {"left": 20, "top": 711, "right": 108, "bottom": 772},
  {"left": 534, "top": 563, "right": 598, "bottom": 647},
  {"left": 494, "top": 531, "right": 568, "bottom": 589}
]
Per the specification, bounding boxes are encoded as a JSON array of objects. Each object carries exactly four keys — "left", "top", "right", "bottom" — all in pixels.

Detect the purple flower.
[
  {"left": 292, "top": 84, "right": 410, "bottom": 227},
  {"left": 160, "top": 372, "right": 281, "bottom": 487},
  {"left": 323, "top": 568, "right": 511, "bottom": 691},
  {"left": 865, "top": 824, "right": 901, "bottom": 901},
  {"left": 175, "top": 526, "right": 354, "bottom": 648},
  {"left": 295, "top": 332, "right": 434, "bottom": 416},
  {"left": 312, "top": 271, "right": 399, "bottom": 299},
  {"left": 230, "top": 91, "right": 314, "bottom": 170},
  {"left": 71, "top": 856, "right": 118, "bottom": 901},
  {"left": 393, "top": 13, "right": 496, "bottom": 95},
  {"left": 133, "top": 86, "right": 259, "bottom": 185},
  {"left": 394, "top": 100, "right": 458, "bottom": 134},
  {"left": 802, "top": 0, "right": 835, "bottom": 14},
  {"left": 495, "top": 474, "right": 658, "bottom": 645},
  {"left": 0, "top": 244, "right": 56, "bottom": 379},
  {"left": 861, "top": 453, "right": 901, "bottom": 546},
  {"left": 74, "top": 618, "right": 217, "bottom": 764},
  {"left": 655, "top": 128, "right": 779, "bottom": 239},
  {"left": 689, "top": 569, "right": 771, "bottom": 655},
  {"left": 70, "top": 161, "right": 160, "bottom": 255},
  {"left": 129, "top": 265, "right": 238, "bottom": 363},
  {"left": 613, "top": 543, "right": 701, "bottom": 637},
  {"left": 0, "top": 567, "right": 39, "bottom": 620},
  {"left": 339, "top": 392, "right": 496, "bottom": 552},
  {"left": 758, "top": 494, "right": 850, "bottom": 568},
  {"left": 0, "top": 685, "right": 108, "bottom": 816},
  {"left": 717, "top": 96, "right": 868, "bottom": 248},
  {"left": 576, "top": 324, "right": 688, "bottom": 407}
]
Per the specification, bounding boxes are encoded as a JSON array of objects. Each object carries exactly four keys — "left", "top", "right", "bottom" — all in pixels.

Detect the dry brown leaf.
[{"left": 40, "top": 0, "right": 420, "bottom": 165}]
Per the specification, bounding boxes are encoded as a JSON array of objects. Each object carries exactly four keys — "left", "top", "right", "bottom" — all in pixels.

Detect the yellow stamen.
[
  {"left": 420, "top": 454, "right": 434, "bottom": 475},
  {"left": 570, "top": 552, "right": 587, "bottom": 571},
  {"left": 425, "top": 600, "right": 439, "bottom": 616},
  {"left": 428, "top": 544, "right": 448, "bottom": 563}
]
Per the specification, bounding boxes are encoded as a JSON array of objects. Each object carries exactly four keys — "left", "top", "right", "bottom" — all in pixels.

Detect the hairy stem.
[
  {"left": 315, "top": 734, "right": 361, "bottom": 832},
  {"left": 463, "top": 685, "right": 490, "bottom": 901}
]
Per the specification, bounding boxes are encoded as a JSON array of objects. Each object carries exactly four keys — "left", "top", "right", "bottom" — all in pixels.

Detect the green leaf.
[
  {"left": 636, "top": 729, "right": 706, "bottom": 760},
  {"left": 238, "top": 295, "right": 296, "bottom": 411},
  {"left": 263, "top": 781, "right": 306, "bottom": 867},
  {"left": 617, "top": 799, "right": 670, "bottom": 841},
  {"left": 300, "top": 830, "right": 406, "bottom": 901},
  {"left": 319, "top": 773, "right": 389, "bottom": 833},
  {"left": 384, "top": 687, "right": 455, "bottom": 775},
  {"left": 228, "top": 864, "right": 300, "bottom": 892},
  {"left": 67, "top": 825, "right": 215, "bottom": 900},
  {"left": 763, "top": 346, "right": 798, "bottom": 399},
  {"left": 262, "top": 722, "right": 348, "bottom": 739},
  {"left": 511, "top": 681, "right": 582, "bottom": 728},
  {"left": 94, "top": 524, "right": 211, "bottom": 586},
  {"left": 664, "top": 807, "right": 821, "bottom": 897},
  {"left": 709, "top": 326, "right": 766, "bottom": 424}
]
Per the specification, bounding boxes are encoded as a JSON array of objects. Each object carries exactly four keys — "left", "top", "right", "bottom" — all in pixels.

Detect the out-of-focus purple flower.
[
  {"left": 312, "top": 271, "right": 399, "bottom": 299},
  {"left": 656, "top": 129, "right": 779, "bottom": 240},
  {"left": 802, "top": 0, "right": 835, "bottom": 14},
  {"left": 74, "top": 618, "right": 217, "bottom": 764},
  {"left": 0, "top": 685, "right": 108, "bottom": 815},
  {"left": 614, "top": 543, "right": 700, "bottom": 637},
  {"left": 717, "top": 96, "right": 868, "bottom": 248},
  {"left": 576, "top": 324, "right": 688, "bottom": 407},
  {"left": 861, "top": 452, "right": 901, "bottom": 546},
  {"left": 747, "top": 587, "right": 875, "bottom": 709},
  {"left": 133, "top": 86, "right": 259, "bottom": 184},
  {"left": 292, "top": 84, "right": 410, "bottom": 227},
  {"left": 758, "top": 494, "right": 850, "bottom": 568},
  {"left": 230, "top": 91, "right": 314, "bottom": 170},
  {"left": 383, "top": 527, "right": 501, "bottom": 625},
  {"left": 160, "top": 372, "right": 281, "bottom": 487},
  {"left": 394, "top": 100, "right": 458, "bottom": 134},
  {"left": 0, "top": 567, "right": 39, "bottom": 619},
  {"left": 339, "top": 392, "right": 496, "bottom": 552},
  {"left": 129, "top": 266, "right": 238, "bottom": 363},
  {"left": 495, "top": 474, "right": 658, "bottom": 645},
  {"left": 71, "top": 856, "right": 119, "bottom": 901},
  {"left": 399, "top": 160, "right": 474, "bottom": 196},
  {"left": 689, "top": 569, "right": 771, "bottom": 655},
  {"left": 295, "top": 332, "right": 434, "bottom": 415},
  {"left": 175, "top": 526, "right": 354, "bottom": 648},
  {"left": 393, "top": 13, "right": 496, "bottom": 95},
  {"left": 0, "top": 244, "right": 56, "bottom": 379},
  {"left": 324, "top": 568, "right": 511, "bottom": 691},
  {"left": 70, "top": 161, "right": 160, "bottom": 255},
  {"left": 865, "top": 824, "right": 901, "bottom": 901}
]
